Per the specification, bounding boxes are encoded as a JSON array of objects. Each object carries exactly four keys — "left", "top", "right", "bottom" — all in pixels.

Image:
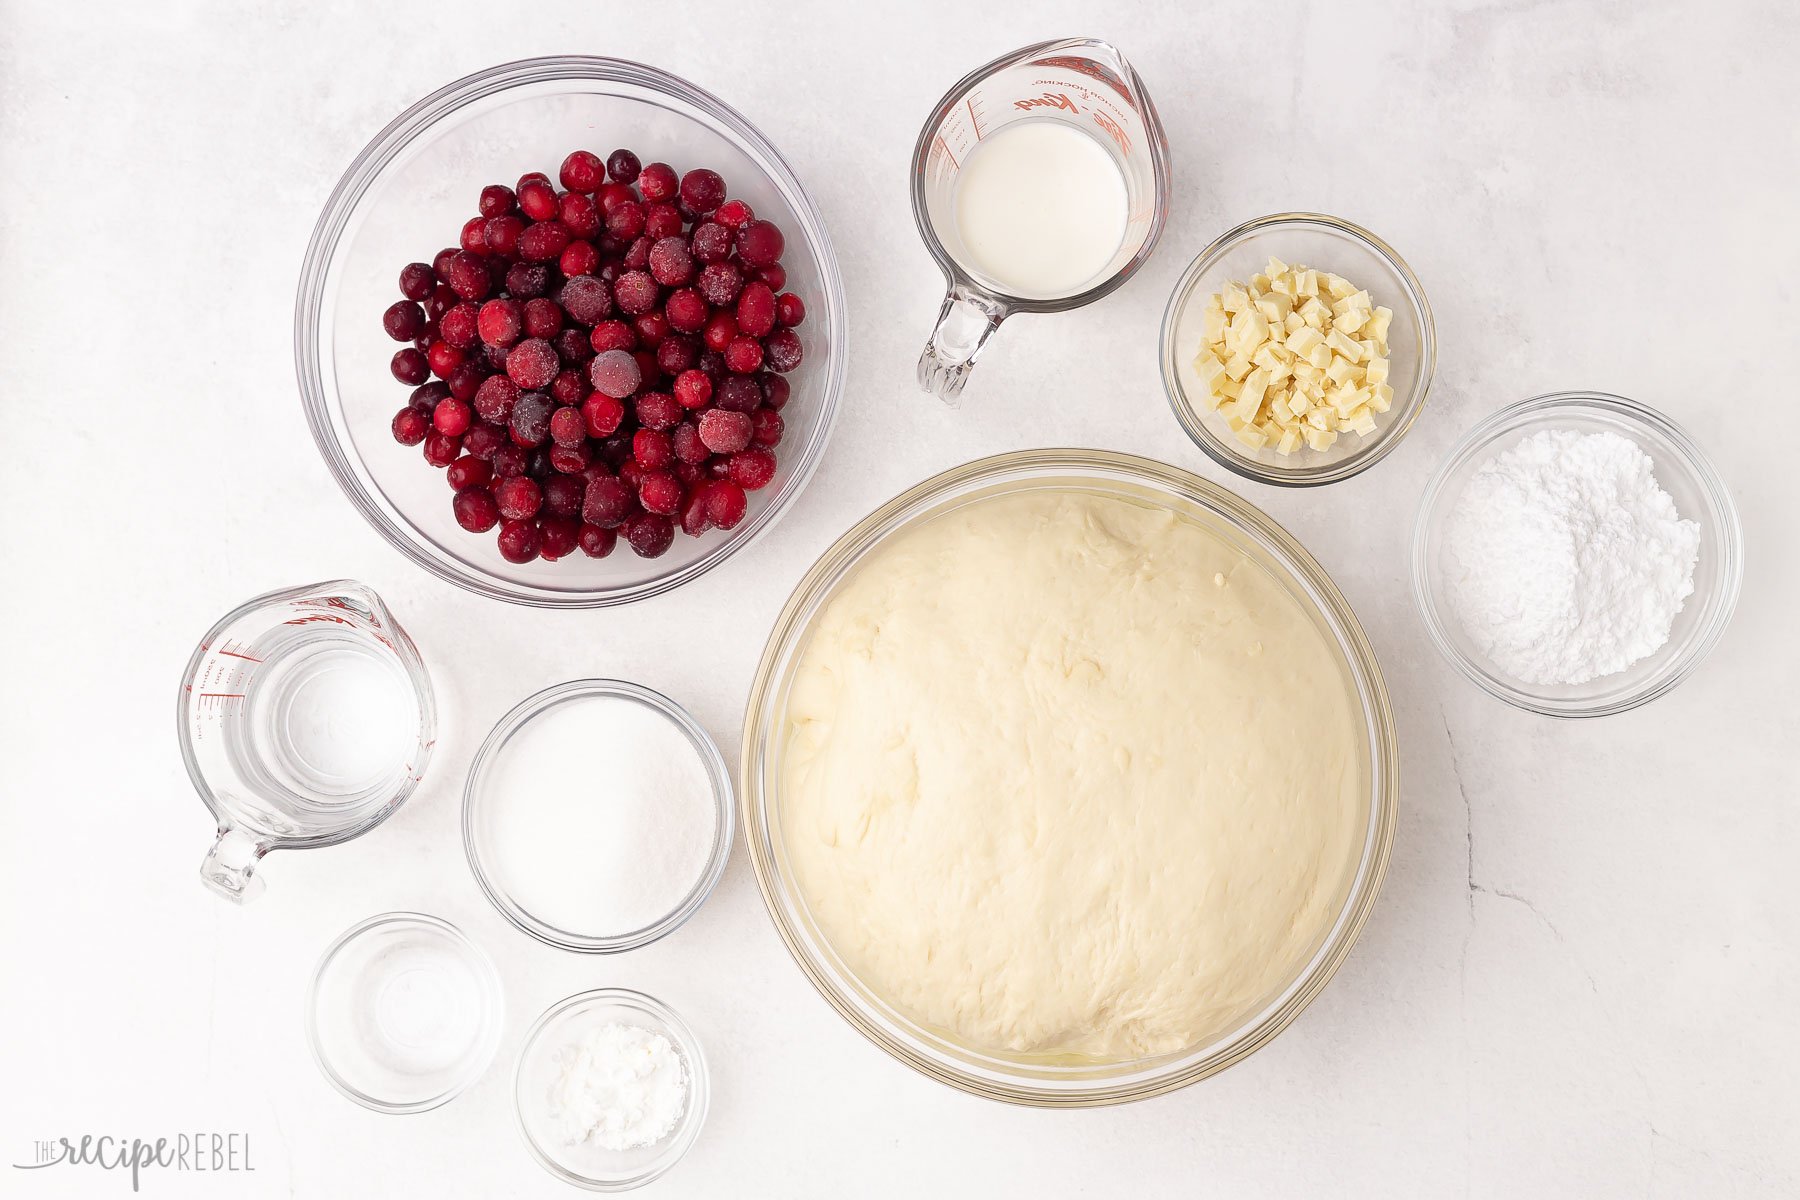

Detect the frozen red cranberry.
[
  {"left": 758, "top": 262, "right": 787, "bottom": 291},
  {"left": 603, "top": 148, "right": 640, "bottom": 184},
  {"left": 596, "top": 181, "right": 636, "bottom": 214},
  {"left": 383, "top": 301, "right": 426, "bottom": 341},
  {"left": 638, "top": 161, "right": 678, "bottom": 201},
  {"left": 550, "top": 368, "right": 588, "bottom": 406},
  {"left": 453, "top": 486, "right": 501, "bottom": 533},
  {"left": 724, "top": 336, "right": 764, "bottom": 374},
  {"left": 675, "top": 461, "right": 705, "bottom": 488},
  {"left": 589, "top": 320, "right": 636, "bottom": 354},
  {"left": 459, "top": 216, "right": 489, "bottom": 255},
  {"left": 672, "top": 369, "right": 713, "bottom": 409},
  {"left": 657, "top": 335, "right": 698, "bottom": 376},
  {"left": 559, "top": 191, "right": 602, "bottom": 240},
  {"left": 522, "top": 298, "right": 562, "bottom": 339},
  {"left": 555, "top": 328, "right": 595, "bottom": 366},
  {"left": 605, "top": 201, "right": 646, "bottom": 241},
  {"left": 735, "top": 219, "right": 785, "bottom": 267},
  {"left": 446, "top": 454, "right": 491, "bottom": 491},
  {"left": 647, "top": 236, "right": 694, "bottom": 287},
  {"left": 671, "top": 420, "right": 709, "bottom": 463},
  {"left": 632, "top": 349, "right": 659, "bottom": 382},
  {"left": 433, "top": 396, "right": 472, "bottom": 436},
  {"left": 427, "top": 341, "right": 465, "bottom": 378},
  {"left": 539, "top": 515, "right": 581, "bottom": 561},
  {"left": 622, "top": 512, "right": 675, "bottom": 557},
  {"left": 696, "top": 347, "right": 727, "bottom": 379},
  {"left": 479, "top": 184, "right": 517, "bottom": 217},
  {"left": 505, "top": 261, "right": 551, "bottom": 298},
  {"left": 432, "top": 246, "right": 461, "bottom": 278},
  {"left": 506, "top": 338, "right": 558, "bottom": 389},
  {"left": 776, "top": 292, "right": 807, "bottom": 326},
  {"left": 678, "top": 487, "right": 713, "bottom": 536},
  {"left": 439, "top": 302, "right": 480, "bottom": 349},
  {"left": 705, "top": 480, "right": 748, "bottom": 529},
  {"left": 637, "top": 471, "right": 683, "bottom": 515},
  {"left": 549, "top": 405, "right": 587, "bottom": 448},
  {"left": 713, "top": 198, "right": 754, "bottom": 229},
  {"left": 492, "top": 444, "right": 528, "bottom": 477},
  {"left": 422, "top": 430, "right": 461, "bottom": 467},
  {"left": 465, "top": 421, "right": 507, "bottom": 459},
  {"left": 697, "top": 261, "right": 744, "bottom": 307},
  {"left": 698, "top": 408, "right": 753, "bottom": 454},
  {"left": 765, "top": 328, "right": 803, "bottom": 372},
  {"left": 735, "top": 282, "right": 776, "bottom": 338},
  {"left": 582, "top": 475, "right": 636, "bottom": 527},
  {"left": 757, "top": 371, "right": 790, "bottom": 410},
  {"left": 560, "top": 150, "right": 606, "bottom": 193},
  {"left": 690, "top": 222, "right": 732, "bottom": 263},
  {"left": 588, "top": 349, "right": 641, "bottom": 399},
  {"left": 399, "top": 262, "right": 436, "bottom": 301},
  {"left": 518, "top": 220, "right": 572, "bottom": 262},
  {"left": 679, "top": 168, "right": 726, "bottom": 214},
  {"left": 630, "top": 427, "right": 672, "bottom": 470},
  {"left": 443, "top": 251, "right": 491, "bottom": 300},
  {"left": 643, "top": 202, "right": 682, "bottom": 239},
  {"left": 604, "top": 270, "right": 650, "bottom": 317},
  {"left": 558, "top": 275, "right": 612, "bottom": 326},
  {"left": 618, "top": 459, "right": 646, "bottom": 491},
  {"left": 518, "top": 178, "right": 559, "bottom": 221},
  {"left": 474, "top": 375, "right": 519, "bottom": 422},
  {"left": 497, "top": 518, "right": 542, "bottom": 563},
  {"left": 509, "top": 391, "right": 554, "bottom": 446},
  {"left": 577, "top": 523, "right": 617, "bottom": 557},
  {"left": 549, "top": 441, "right": 591, "bottom": 473},
  {"left": 554, "top": 243, "right": 594, "bottom": 280},
  {"left": 391, "top": 407, "right": 429, "bottom": 445},
  {"left": 479, "top": 219, "right": 519, "bottom": 260},
  {"left": 633, "top": 312, "right": 670, "bottom": 350},
  {"left": 664, "top": 288, "right": 708, "bottom": 333},
  {"left": 729, "top": 448, "right": 777, "bottom": 489},
  {"left": 494, "top": 475, "right": 542, "bottom": 521},
  {"left": 409, "top": 381, "right": 450, "bottom": 412},
  {"left": 542, "top": 473, "right": 586, "bottom": 518},
  {"left": 424, "top": 282, "right": 456, "bottom": 321},
  {"left": 478, "top": 299, "right": 523, "bottom": 347},
  {"left": 715, "top": 375, "right": 762, "bottom": 413},
  {"left": 750, "top": 408, "right": 784, "bottom": 448},
  {"left": 633, "top": 390, "right": 680, "bottom": 431},
  {"left": 702, "top": 311, "right": 738, "bottom": 352}
]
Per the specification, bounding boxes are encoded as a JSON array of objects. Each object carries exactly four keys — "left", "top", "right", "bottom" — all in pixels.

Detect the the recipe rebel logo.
[{"left": 12, "top": 1131, "right": 255, "bottom": 1192}]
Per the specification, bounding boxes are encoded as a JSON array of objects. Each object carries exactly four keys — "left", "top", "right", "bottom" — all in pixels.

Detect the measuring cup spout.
[
  {"left": 918, "top": 286, "right": 1008, "bottom": 405},
  {"left": 200, "top": 825, "right": 268, "bottom": 904}
]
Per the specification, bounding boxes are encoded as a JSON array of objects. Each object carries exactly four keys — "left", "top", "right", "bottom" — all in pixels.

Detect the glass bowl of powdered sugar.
[
  {"left": 462, "top": 679, "right": 733, "bottom": 951},
  {"left": 1413, "top": 391, "right": 1743, "bottom": 717}
]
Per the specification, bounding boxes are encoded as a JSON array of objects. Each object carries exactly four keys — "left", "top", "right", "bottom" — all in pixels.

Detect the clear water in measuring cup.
[{"left": 222, "top": 625, "right": 421, "bottom": 817}]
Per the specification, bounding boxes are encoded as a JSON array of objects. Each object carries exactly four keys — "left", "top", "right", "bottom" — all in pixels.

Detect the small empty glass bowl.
[
  {"left": 1161, "top": 213, "right": 1434, "bottom": 486},
  {"left": 514, "top": 988, "right": 710, "bottom": 1191},
  {"left": 463, "top": 679, "right": 734, "bottom": 953},
  {"left": 1413, "top": 392, "right": 1744, "bottom": 717},
  {"left": 306, "top": 913, "right": 504, "bottom": 1113}
]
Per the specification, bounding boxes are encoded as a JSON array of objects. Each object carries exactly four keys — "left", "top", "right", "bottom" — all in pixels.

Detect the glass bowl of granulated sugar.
[
  {"left": 1413, "top": 391, "right": 1743, "bottom": 717},
  {"left": 462, "top": 679, "right": 733, "bottom": 951}
]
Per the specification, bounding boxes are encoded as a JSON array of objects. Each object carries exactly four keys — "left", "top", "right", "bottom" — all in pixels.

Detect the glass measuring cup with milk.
[
  {"left": 179, "top": 581, "right": 436, "bottom": 902},
  {"left": 912, "top": 38, "right": 1171, "bottom": 402}
]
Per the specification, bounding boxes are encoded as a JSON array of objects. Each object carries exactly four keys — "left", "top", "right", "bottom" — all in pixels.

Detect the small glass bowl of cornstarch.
[{"left": 1413, "top": 392, "right": 1743, "bottom": 717}]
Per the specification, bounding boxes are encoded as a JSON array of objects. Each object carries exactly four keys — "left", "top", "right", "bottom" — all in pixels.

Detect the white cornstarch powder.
[
  {"left": 485, "top": 694, "right": 717, "bottom": 937},
  {"left": 548, "top": 1022, "right": 688, "bottom": 1150},
  {"left": 1442, "top": 429, "right": 1701, "bottom": 686}
]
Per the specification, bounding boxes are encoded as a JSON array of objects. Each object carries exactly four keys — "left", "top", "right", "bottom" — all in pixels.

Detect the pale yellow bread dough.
[{"left": 780, "top": 490, "right": 1363, "bottom": 1060}]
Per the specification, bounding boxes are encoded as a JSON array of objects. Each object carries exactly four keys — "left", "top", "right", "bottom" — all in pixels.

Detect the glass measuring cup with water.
[
  {"left": 179, "top": 581, "right": 436, "bottom": 902},
  {"left": 912, "top": 38, "right": 1171, "bottom": 403}
]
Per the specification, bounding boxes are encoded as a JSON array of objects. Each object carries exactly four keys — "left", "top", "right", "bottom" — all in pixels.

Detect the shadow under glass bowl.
[
  {"left": 1412, "top": 391, "right": 1744, "bottom": 717},
  {"left": 740, "top": 449, "right": 1398, "bottom": 1106},
  {"left": 1161, "top": 213, "right": 1434, "bottom": 487},
  {"left": 296, "top": 56, "right": 846, "bottom": 607}
]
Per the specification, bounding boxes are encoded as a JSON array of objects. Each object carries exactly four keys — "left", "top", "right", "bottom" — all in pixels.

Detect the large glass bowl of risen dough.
[{"left": 741, "top": 449, "right": 1398, "bottom": 1106}]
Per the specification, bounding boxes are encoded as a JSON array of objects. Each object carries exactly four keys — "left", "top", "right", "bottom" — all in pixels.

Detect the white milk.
[{"left": 951, "top": 120, "right": 1128, "bottom": 299}]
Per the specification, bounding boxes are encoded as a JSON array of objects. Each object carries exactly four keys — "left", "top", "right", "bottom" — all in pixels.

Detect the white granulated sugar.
[
  {"left": 1442, "top": 428, "right": 1701, "bottom": 686},
  {"left": 486, "top": 694, "right": 717, "bottom": 937},
  {"left": 548, "top": 1022, "right": 687, "bottom": 1151}
]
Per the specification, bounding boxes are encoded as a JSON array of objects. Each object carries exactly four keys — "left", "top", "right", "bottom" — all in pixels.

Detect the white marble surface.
[{"left": 2, "top": 1, "right": 1796, "bottom": 1195}]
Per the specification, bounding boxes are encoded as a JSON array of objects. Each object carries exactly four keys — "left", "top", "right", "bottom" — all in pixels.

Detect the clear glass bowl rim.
[
  {"left": 304, "top": 911, "right": 504, "bottom": 1115},
  {"left": 293, "top": 55, "right": 847, "bottom": 608},
  {"left": 512, "top": 987, "right": 710, "bottom": 1191},
  {"left": 1159, "top": 211, "right": 1436, "bottom": 487},
  {"left": 462, "top": 678, "right": 735, "bottom": 953},
  {"left": 739, "top": 448, "right": 1400, "bottom": 1105},
  {"left": 1410, "top": 390, "right": 1745, "bottom": 717}
]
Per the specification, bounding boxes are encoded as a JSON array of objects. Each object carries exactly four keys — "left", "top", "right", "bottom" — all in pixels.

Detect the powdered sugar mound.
[{"left": 1442, "top": 429, "right": 1700, "bottom": 686}]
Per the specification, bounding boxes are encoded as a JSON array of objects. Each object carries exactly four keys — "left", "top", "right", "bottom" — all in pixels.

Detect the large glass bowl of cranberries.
[{"left": 297, "top": 57, "right": 845, "bottom": 606}]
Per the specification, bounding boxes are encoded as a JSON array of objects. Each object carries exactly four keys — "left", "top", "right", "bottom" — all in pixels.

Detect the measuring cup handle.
[
  {"left": 200, "top": 825, "right": 267, "bottom": 904},
  {"left": 918, "top": 287, "right": 1008, "bottom": 405}
]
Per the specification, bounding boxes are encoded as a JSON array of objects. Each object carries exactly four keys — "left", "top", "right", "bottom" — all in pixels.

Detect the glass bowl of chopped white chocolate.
[
  {"left": 1161, "top": 213, "right": 1435, "bottom": 486},
  {"left": 1412, "top": 392, "right": 1743, "bottom": 718}
]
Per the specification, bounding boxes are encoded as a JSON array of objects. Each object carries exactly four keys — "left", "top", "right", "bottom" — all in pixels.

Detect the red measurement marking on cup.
[
  {"left": 965, "top": 97, "right": 983, "bottom": 139},
  {"left": 216, "top": 642, "right": 262, "bottom": 662},
  {"left": 935, "top": 134, "right": 960, "bottom": 170}
]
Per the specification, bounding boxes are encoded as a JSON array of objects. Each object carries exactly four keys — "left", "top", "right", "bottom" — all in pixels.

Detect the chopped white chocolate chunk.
[{"left": 1190, "top": 259, "right": 1397, "bottom": 456}]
